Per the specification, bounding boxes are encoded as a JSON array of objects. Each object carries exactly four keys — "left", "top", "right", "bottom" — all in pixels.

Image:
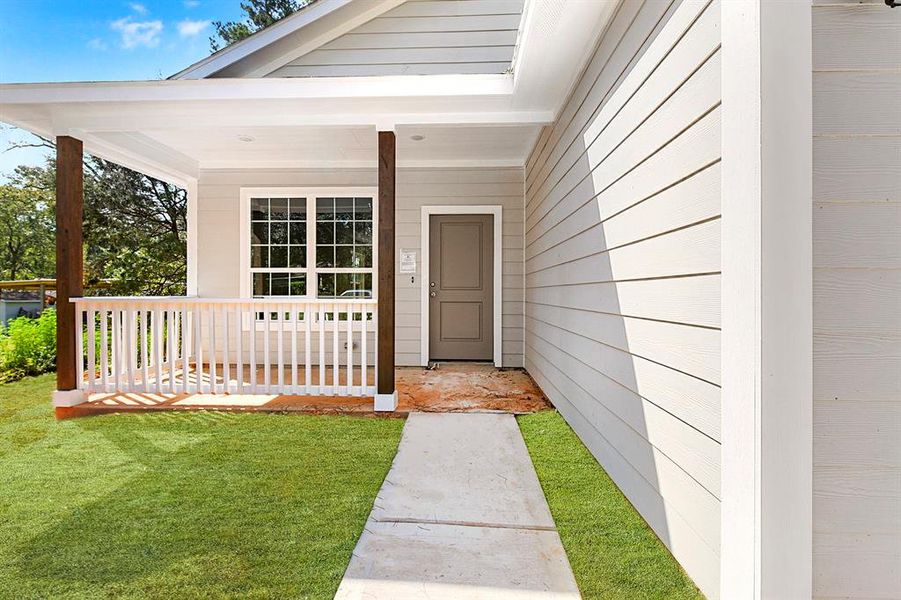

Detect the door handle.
[{"left": 429, "top": 291, "right": 437, "bottom": 298}]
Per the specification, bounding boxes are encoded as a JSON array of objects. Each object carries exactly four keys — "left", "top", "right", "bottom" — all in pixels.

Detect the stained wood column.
[
  {"left": 377, "top": 131, "right": 395, "bottom": 399},
  {"left": 55, "top": 136, "right": 84, "bottom": 391}
]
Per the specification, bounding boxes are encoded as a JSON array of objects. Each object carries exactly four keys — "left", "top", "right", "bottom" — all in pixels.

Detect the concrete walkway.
[{"left": 335, "top": 412, "right": 580, "bottom": 599}]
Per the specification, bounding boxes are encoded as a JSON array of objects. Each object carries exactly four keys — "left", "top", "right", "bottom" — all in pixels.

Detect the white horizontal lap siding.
[
  {"left": 396, "top": 166, "right": 525, "bottom": 367},
  {"left": 524, "top": 0, "right": 722, "bottom": 597},
  {"left": 812, "top": 3, "right": 901, "bottom": 599},
  {"left": 266, "top": 0, "right": 524, "bottom": 77},
  {"left": 197, "top": 168, "right": 377, "bottom": 299}
]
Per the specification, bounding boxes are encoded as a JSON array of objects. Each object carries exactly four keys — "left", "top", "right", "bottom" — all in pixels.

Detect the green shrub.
[{"left": 0, "top": 309, "right": 56, "bottom": 383}]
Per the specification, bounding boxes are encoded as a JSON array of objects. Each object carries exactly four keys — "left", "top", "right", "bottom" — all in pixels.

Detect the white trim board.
[
  {"left": 186, "top": 178, "right": 199, "bottom": 296},
  {"left": 721, "top": 1, "right": 813, "bottom": 598},
  {"left": 420, "top": 205, "right": 503, "bottom": 368}
]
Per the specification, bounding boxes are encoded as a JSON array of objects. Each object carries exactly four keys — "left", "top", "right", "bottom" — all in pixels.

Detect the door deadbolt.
[{"left": 429, "top": 281, "right": 436, "bottom": 287}]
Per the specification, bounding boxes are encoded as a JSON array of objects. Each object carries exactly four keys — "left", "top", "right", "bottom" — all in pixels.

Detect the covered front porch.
[
  {"left": 1, "top": 66, "right": 552, "bottom": 415},
  {"left": 49, "top": 128, "right": 416, "bottom": 413}
]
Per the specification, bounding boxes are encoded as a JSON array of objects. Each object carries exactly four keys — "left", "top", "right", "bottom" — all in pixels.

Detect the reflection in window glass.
[
  {"left": 250, "top": 197, "right": 307, "bottom": 299},
  {"left": 251, "top": 197, "right": 306, "bottom": 271},
  {"left": 253, "top": 273, "right": 306, "bottom": 297},
  {"left": 317, "top": 272, "right": 372, "bottom": 299},
  {"left": 249, "top": 195, "right": 373, "bottom": 301},
  {"left": 315, "top": 197, "right": 373, "bottom": 270}
]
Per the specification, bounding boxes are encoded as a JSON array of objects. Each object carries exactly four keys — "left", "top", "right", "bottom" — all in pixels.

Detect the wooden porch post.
[
  {"left": 53, "top": 136, "right": 85, "bottom": 407},
  {"left": 375, "top": 130, "right": 397, "bottom": 411}
]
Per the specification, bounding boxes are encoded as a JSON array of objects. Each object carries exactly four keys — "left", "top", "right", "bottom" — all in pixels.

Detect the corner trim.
[{"left": 721, "top": 1, "right": 813, "bottom": 597}]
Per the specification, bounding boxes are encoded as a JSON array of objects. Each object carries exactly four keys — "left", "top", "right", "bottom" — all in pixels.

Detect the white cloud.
[
  {"left": 129, "top": 2, "right": 148, "bottom": 14},
  {"left": 111, "top": 17, "right": 163, "bottom": 49},
  {"left": 87, "top": 38, "right": 108, "bottom": 51},
  {"left": 184, "top": 0, "right": 200, "bottom": 7},
  {"left": 177, "top": 19, "right": 209, "bottom": 37}
]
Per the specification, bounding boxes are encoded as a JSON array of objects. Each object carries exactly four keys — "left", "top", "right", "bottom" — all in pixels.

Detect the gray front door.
[{"left": 428, "top": 214, "right": 494, "bottom": 361}]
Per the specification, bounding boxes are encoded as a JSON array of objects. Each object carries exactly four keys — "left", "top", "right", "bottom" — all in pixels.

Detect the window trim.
[{"left": 239, "top": 187, "right": 378, "bottom": 302}]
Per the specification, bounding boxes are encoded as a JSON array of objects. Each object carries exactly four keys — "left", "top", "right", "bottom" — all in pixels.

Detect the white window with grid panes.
[{"left": 240, "top": 188, "right": 377, "bottom": 307}]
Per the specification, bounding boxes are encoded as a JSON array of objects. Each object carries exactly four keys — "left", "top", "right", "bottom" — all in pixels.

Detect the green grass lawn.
[
  {"left": 519, "top": 411, "right": 703, "bottom": 599},
  {"left": 0, "top": 374, "right": 404, "bottom": 599}
]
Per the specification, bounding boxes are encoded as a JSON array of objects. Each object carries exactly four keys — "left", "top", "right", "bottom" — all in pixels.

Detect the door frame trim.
[{"left": 420, "top": 205, "right": 503, "bottom": 368}]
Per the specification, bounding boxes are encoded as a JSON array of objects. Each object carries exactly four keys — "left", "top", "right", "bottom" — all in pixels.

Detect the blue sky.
[{"left": 0, "top": 0, "right": 246, "bottom": 180}]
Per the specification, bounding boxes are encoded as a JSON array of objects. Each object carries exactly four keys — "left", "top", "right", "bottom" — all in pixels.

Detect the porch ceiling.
[{"left": 135, "top": 123, "right": 541, "bottom": 171}]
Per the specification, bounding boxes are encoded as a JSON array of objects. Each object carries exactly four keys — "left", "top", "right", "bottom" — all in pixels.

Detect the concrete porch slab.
[{"left": 336, "top": 413, "right": 579, "bottom": 599}]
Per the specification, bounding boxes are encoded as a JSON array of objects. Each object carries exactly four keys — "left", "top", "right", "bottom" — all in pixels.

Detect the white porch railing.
[{"left": 72, "top": 297, "right": 378, "bottom": 397}]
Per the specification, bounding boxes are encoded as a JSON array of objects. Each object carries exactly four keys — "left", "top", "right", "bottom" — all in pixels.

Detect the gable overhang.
[{"left": 170, "top": 0, "right": 407, "bottom": 80}]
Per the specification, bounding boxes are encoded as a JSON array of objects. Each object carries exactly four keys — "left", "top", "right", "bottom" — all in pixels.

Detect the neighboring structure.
[
  {"left": 0, "top": 291, "right": 44, "bottom": 325},
  {"left": 1, "top": 1, "right": 897, "bottom": 598},
  {"left": 0, "top": 279, "right": 57, "bottom": 325}
]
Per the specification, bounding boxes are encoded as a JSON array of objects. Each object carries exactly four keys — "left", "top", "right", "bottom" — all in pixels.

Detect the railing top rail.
[{"left": 71, "top": 296, "right": 377, "bottom": 306}]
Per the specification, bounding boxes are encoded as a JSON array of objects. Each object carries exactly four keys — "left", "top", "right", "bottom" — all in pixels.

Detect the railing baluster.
[
  {"left": 130, "top": 309, "right": 138, "bottom": 387},
  {"left": 221, "top": 304, "right": 230, "bottom": 393},
  {"left": 124, "top": 307, "right": 134, "bottom": 392},
  {"left": 194, "top": 306, "right": 203, "bottom": 393},
  {"left": 291, "top": 305, "right": 298, "bottom": 395},
  {"left": 153, "top": 308, "right": 164, "bottom": 395},
  {"left": 75, "top": 307, "right": 85, "bottom": 392},
  {"left": 168, "top": 307, "right": 177, "bottom": 395},
  {"left": 346, "top": 303, "right": 353, "bottom": 396},
  {"left": 249, "top": 305, "right": 257, "bottom": 394},
  {"left": 86, "top": 308, "right": 96, "bottom": 394},
  {"left": 318, "top": 306, "right": 325, "bottom": 395},
  {"left": 361, "top": 305, "right": 368, "bottom": 396},
  {"left": 277, "top": 302, "right": 285, "bottom": 394},
  {"left": 304, "top": 305, "right": 312, "bottom": 396},
  {"left": 140, "top": 309, "right": 149, "bottom": 392},
  {"left": 209, "top": 305, "right": 217, "bottom": 394},
  {"left": 181, "top": 305, "right": 189, "bottom": 394},
  {"left": 264, "top": 309, "right": 271, "bottom": 394},
  {"left": 332, "top": 303, "right": 339, "bottom": 395},
  {"left": 100, "top": 310, "right": 109, "bottom": 392},
  {"left": 236, "top": 305, "right": 244, "bottom": 394},
  {"left": 112, "top": 309, "right": 121, "bottom": 392}
]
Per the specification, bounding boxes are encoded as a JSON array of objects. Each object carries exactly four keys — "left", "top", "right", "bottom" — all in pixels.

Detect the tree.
[
  {"left": 0, "top": 184, "right": 54, "bottom": 281},
  {"left": 5, "top": 147, "right": 188, "bottom": 296},
  {"left": 210, "top": 0, "right": 316, "bottom": 52}
]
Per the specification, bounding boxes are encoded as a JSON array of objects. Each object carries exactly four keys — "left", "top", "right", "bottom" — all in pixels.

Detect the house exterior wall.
[
  {"left": 523, "top": 0, "right": 721, "bottom": 597},
  {"left": 196, "top": 166, "right": 524, "bottom": 368},
  {"left": 265, "top": 0, "right": 524, "bottom": 77},
  {"left": 811, "top": 2, "right": 901, "bottom": 597}
]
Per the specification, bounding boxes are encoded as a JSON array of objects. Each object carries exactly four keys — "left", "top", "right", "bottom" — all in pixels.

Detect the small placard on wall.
[{"left": 399, "top": 249, "right": 417, "bottom": 273}]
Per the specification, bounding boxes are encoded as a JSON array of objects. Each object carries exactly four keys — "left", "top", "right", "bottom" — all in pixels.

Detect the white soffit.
[
  {"left": 136, "top": 123, "right": 540, "bottom": 170},
  {"left": 512, "top": 0, "right": 619, "bottom": 115}
]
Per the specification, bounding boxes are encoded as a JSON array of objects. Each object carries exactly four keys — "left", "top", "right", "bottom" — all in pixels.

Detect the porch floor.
[{"left": 61, "top": 363, "right": 550, "bottom": 418}]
